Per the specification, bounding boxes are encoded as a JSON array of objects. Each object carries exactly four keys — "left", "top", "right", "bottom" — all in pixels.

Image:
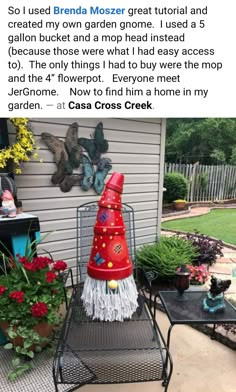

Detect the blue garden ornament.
[{"left": 203, "top": 276, "right": 231, "bottom": 313}]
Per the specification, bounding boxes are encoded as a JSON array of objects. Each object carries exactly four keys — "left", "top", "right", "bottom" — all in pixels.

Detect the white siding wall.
[{"left": 8, "top": 118, "right": 165, "bottom": 273}]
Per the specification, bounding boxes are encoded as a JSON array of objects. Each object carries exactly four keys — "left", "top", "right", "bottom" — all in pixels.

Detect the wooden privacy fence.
[{"left": 164, "top": 163, "right": 236, "bottom": 202}]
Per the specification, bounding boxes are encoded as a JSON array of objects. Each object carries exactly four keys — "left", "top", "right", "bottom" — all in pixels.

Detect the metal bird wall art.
[{"left": 41, "top": 122, "right": 112, "bottom": 194}]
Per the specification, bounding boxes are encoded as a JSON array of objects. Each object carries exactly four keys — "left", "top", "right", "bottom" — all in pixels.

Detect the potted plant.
[
  {"left": 0, "top": 251, "right": 67, "bottom": 380},
  {"left": 173, "top": 199, "right": 187, "bottom": 211},
  {"left": 184, "top": 264, "right": 210, "bottom": 285}
]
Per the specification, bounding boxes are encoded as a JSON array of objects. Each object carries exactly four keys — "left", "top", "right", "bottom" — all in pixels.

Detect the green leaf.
[
  {"left": 25, "top": 350, "right": 34, "bottom": 359},
  {"left": 20, "top": 265, "right": 30, "bottom": 284},
  {"left": 4, "top": 343, "right": 13, "bottom": 350},
  {"left": 20, "top": 348, "right": 28, "bottom": 355},
  {"left": 12, "top": 358, "right": 21, "bottom": 367},
  {"left": 8, "top": 371, "right": 17, "bottom": 381},
  {"left": 19, "top": 363, "right": 32, "bottom": 371},
  {"left": 16, "top": 365, "right": 31, "bottom": 376},
  {"left": 15, "top": 346, "right": 23, "bottom": 354},
  {"left": 8, "top": 330, "right": 17, "bottom": 339},
  {"left": 19, "top": 331, "right": 28, "bottom": 339},
  {"left": 23, "top": 340, "right": 32, "bottom": 349}
]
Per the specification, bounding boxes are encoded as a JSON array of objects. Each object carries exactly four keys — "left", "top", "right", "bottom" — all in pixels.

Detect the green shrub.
[
  {"left": 136, "top": 236, "right": 198, "bottom": 279},
  {"left": 163, "top": 173, "right": 188, "bottom": 203}
]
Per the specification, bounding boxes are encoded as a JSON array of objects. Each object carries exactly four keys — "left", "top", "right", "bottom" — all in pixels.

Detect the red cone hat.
[{"left": 87, "top": 172, "right": 133, "bottom": 281}]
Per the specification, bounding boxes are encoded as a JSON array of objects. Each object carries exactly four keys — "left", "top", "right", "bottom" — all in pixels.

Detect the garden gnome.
[
  {"left": 1, "top": 190, "right": 16, "bottom": 218},
  {"left": 203, "top": 276, "right": 231, "bottom": 313},
  {"left": 81, "top": 172, "right": 138, "bottom": 321}
]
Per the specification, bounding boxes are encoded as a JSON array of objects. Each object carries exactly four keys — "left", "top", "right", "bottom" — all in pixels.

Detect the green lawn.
[{"left": 162, "top": 209, "right": 236, "bottom": 246}]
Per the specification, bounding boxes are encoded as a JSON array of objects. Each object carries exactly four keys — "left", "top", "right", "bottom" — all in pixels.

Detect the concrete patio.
[
  {"left": 1, "top": 206, "right": 236, "bottom": 392},
  {"left": 1, "top": 308, "right": 236, "bottom": 392}
]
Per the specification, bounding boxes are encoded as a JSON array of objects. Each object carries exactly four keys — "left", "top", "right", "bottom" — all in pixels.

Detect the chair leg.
[
  {"left": 63, "top": 287, "right": 68, "bottom": 310},
  {"left": 162, "top": 361, "right": 173, "bottom": 392},
  {"left": 52, "top": 370, "right": 59, "bottom": 392}
]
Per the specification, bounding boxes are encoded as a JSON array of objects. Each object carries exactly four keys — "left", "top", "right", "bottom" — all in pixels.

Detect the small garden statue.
[
  {"left": 202, "top": 276, "right": 231, "bottom": 313},
  {"left": 1, "top": 190, "right": 16, "bottom": 218}
]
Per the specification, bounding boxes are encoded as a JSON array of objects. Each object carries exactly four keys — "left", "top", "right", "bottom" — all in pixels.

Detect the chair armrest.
[
  {"left": 59, "top": 268, "right": 74, "bottom": 287},
  {"left": 137, "top": 268, "right": 158, "bottom": 311},
  {"left": 58, "top": 268, "right": 74, "bottom": 310}
]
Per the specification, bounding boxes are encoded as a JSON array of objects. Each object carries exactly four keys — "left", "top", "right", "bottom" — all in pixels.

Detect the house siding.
[{"left": 8, "top": 118, "right": 165, "bottom": 276}]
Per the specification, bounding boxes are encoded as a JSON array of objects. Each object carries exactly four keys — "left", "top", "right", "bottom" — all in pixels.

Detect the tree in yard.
[
  {"left": 166, "top": 118, "right": 236, "bottom": 164},
  {"left": 230, "top": 147, "right": 236, "bottom": 165},
  {"left": 210, "top": 149, "right": 226, "bottom": 164}
]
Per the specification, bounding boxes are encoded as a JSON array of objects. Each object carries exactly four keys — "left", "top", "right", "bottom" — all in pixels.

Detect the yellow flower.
[{"left": 0, "top": 118, "right": 40, "bottom": 174}]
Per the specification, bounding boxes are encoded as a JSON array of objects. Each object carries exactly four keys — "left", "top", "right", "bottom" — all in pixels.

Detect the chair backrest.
[{"left": 76, "top": 202, "right": 136, "bottom": 285}]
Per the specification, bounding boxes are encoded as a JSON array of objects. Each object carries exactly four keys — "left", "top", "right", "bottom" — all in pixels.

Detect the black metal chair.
[{"left": 53, "top": 202, "right": 173, "bottom": 391}]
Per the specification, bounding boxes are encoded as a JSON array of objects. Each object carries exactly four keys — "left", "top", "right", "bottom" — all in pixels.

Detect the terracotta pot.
[
  {"left": 173, "top": 201, "right": 186, "bottom": 211},
  {"left": 0, "top": 321, "right": 53, "bottom": 349}
]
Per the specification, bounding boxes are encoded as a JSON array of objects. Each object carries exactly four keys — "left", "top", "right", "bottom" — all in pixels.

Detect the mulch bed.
[{"left": 162, "top": 206, "right": 175, "bottom": 215}]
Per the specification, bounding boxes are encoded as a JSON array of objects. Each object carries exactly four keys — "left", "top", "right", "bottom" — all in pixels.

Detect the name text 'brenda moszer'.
[{"left": 53, "top": 7, "right": 125, "bottom": 15}]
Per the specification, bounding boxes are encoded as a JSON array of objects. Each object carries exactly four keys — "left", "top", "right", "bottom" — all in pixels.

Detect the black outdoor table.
[{"left": 158, "top": 290, "right": 236, "bottom": 350}]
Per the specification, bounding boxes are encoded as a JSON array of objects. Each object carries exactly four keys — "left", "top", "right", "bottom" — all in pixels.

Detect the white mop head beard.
[{"left": 81, "top": 275, "right": 138, "bottom": 322}]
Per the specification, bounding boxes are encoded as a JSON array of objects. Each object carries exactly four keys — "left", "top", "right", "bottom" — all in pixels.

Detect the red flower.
[
  {"left": 9, "top": 291, "right": 24, "bottom": 303},
  {"left": 18, "top": 256, "right": 29, "bottom": 264},
  {"left": 24, "top": 262, "right": 37, "bottom": 272},
  {"left": 31, "top": 302, "right": 48, "bottom": 318},
  {"left": 0, "top": 286, "right": 6, "bottom": 295},
  {"left": 53, "top": 261, "right": 67, "bottom": 271},
  {"left": 33, "top": 256, "right": 52, "bottom": 270},
  {"left": 46, "top": 271, "right": 57, "bottom": 283}
]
